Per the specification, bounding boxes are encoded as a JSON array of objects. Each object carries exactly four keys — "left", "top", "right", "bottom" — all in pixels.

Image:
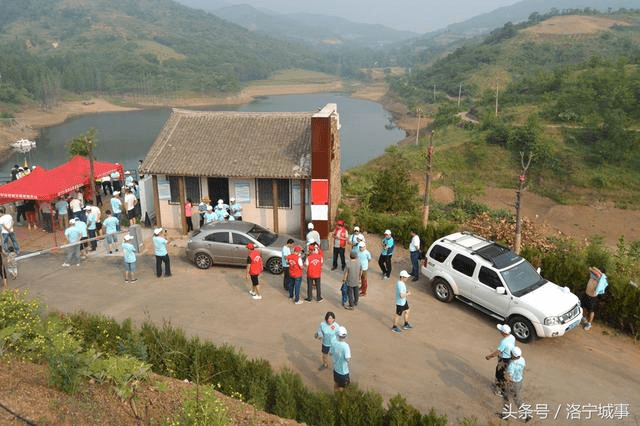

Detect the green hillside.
[
  {"left": 0, "top": 0, "right": 325, "bottom": 105},
  {"left": 385, "top": 10, "right": 640, "bottom": 207}
]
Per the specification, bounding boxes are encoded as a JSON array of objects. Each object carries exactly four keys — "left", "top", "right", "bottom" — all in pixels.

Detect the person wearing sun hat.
[
  {"left": 122, "top": 234, "right": 137, "bottom": 283},
  {"left": 153, "top": 227, "right": 171, "bottom": 278},
  {"left": 485, "top": 323, "right": 516, "bottom": 397},
  {"left": 246, "top": 242, "right": 263, "bottom": 300}
]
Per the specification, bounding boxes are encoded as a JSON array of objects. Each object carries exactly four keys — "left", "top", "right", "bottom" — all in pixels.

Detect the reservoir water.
[{"left": 2, "top": 93, "right": 405, "bottom": 176}]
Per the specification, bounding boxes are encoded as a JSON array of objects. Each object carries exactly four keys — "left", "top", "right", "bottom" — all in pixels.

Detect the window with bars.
[{"left": 256, "top": 179, "right": 290, "bottom": 208}]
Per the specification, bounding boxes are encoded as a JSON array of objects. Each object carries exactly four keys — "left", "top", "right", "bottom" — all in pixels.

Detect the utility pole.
[
  {"left": 415, "top": 108, "right": 422, "bottom": 145},
  {"left": 457, "top": 83, "right": 462, "bottom": 110},
  {"left": 423, "top": 132, "right": 435, "bottom": 226},
  {"left": 495, "top": 78, "right": 500, "bottom": 116},
  {"left": 433, "top": 84, "right": 436, "bottom": 102},
  {"left": 514, "top": 151, "right": 532, "bottom": 254}
]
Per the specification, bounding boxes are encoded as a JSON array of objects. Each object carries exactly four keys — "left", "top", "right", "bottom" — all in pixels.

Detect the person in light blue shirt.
[
  {"left": 110, "top": 191, "right": 122, "bottom": 231},
  {"left": 503, "top": 347, "right": 530, "bottom": 421},
  {"left": 84, "top": 206, "right": 98, "bottom": 251},
  {"left": 153, "top": 227, "right": 171, "bottom": 277},
  {"left": 357, "top": 242, "right": 372, "bottom": 296},
  {"left": 203, "top": 206, "right": 216, "bottom": 225},
  {"left": 315, "top": 312, "right": 340, "bottom": 371},
  {"left": 329, "top": 326, "right": 351, "bottom": 391},
  {"left": 485, "top": 323, "right": 516, "bottom": 397},
  {"left": 63, "top": 218, "right": 81, "bottom": 266},
  {"left": 124, "top": 171, "right": 133, "bottom": 186},
  {"left": 214, "top": 199, "right": 229, "bottom": 221},
  {"left": 122, "top": 234, "right": 137, "bottom": 283},
  {"left": 102, "top": 210, "right": 119, "bottom": 254},
  {"left": 391, "top": 270, "right": 412, "bottom": 333},
  {"left": 229, "top": 197, "right": 242, "bottom": 221},
  {"left": 281, "top": 239, "right": 293, "bottom": 291},
  {"left": 74, "top": 217, "right": 88, "bottom": 259},
  {"left": 55, "top": 198, "right": 69, "bottom": 230}
]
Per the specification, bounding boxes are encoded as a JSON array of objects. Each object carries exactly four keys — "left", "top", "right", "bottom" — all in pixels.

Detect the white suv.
[{"left": 421, "top": 232, "right": 582, "bottom": 342}]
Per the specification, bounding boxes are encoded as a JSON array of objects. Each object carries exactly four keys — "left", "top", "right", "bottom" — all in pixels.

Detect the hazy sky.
[{"left": 222, "top": 0, "right": 524, "bottom": 33}]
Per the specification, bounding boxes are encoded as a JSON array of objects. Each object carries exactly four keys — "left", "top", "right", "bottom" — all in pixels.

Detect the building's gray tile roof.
[{"left": 142, "top": 109, "right": 312, "bottom": 179}]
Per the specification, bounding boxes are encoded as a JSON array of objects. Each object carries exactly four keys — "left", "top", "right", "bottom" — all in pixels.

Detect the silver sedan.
[{"left": 185, "top": 221, "right": 305, "bottom": 274}]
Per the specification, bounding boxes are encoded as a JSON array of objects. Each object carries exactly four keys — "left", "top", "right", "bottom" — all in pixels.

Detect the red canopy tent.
[
  {"left": 0, "top": 157, "right": 123, "bottom": 205},
  {"left": 0, "top": 166, "right": 58, "bottom": 204}
]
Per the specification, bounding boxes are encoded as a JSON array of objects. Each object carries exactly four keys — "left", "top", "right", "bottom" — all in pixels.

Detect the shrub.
[
  {"left": 166, "top": 384, "right": 230, "bottom": 426},
  {"left": 0, "top": 290, "right": 46, "bottom": 361}
]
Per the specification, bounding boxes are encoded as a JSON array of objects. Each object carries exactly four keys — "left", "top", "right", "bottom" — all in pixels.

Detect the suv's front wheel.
[
  {"left": 508, "top": 316, "right": 536, "bottom": 343},
  {"left": 432, "top": 278, "right": 454, "bottom": 303}
]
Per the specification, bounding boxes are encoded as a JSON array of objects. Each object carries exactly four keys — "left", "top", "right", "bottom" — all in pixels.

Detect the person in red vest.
[
  {"left": 246, "top": 243, "right": 263, "bottom": 300},
  {"left": 287, "top": 245, "right": 304, "bottom": 304},
  {"left": 331, "top": 219, "right": 349, "bottom": 271},
  {"left": 305, "top": 242, "right": 324, "bottom": 303}
]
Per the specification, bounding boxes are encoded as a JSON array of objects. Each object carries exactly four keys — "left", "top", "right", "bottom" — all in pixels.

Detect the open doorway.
[{"left": 207, "top": 177, "right": 229, "bottom": 204}]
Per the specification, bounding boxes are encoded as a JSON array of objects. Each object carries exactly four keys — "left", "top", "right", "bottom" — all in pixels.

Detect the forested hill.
[
  {"left": 0, "top": 0, "right": 325, "bottom": 105},
  {"left": 387, "top": 11, "right": 640, "bottom": 206}
]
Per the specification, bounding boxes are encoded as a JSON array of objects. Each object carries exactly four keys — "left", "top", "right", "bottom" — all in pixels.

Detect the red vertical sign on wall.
[{"left": 311, "top": 179, "right": 329, "bottom": 205}]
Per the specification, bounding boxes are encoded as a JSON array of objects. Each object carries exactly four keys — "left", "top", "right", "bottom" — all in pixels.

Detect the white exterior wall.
[
  {"left": 229, "top": 178, "right": 307, "bottom": 236},
  {"left": 154, "top": 175, "right": 308, "bottom": 236}
]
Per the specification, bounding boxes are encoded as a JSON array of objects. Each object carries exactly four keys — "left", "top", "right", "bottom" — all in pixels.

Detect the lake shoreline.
[{"left": 0, "top": 80, "right": 421, "bottom": 164}]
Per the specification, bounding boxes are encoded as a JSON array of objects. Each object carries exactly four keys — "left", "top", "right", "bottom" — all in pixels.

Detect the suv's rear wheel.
[
  {"left": 508, "top": 316, "right": 536, "bottom": 343},
  {"left": 432, "top": 278, "right": 454, "bottom": 303}
]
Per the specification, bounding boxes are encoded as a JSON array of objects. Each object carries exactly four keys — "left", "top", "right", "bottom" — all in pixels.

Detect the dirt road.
[{"left": 9, "top": 230, "right": 640, "bottom": 425}]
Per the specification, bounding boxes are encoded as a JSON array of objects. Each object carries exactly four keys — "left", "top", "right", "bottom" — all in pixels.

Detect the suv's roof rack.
[
  {"left": 441, "top": 232, "right": 521, "bottom": 269},
  {"left": 473, "top": 243, "right": 520, "bottom": 269}
]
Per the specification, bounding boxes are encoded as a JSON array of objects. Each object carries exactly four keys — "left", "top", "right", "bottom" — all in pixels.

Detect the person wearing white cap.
[
  {"left": 357, "top": 242, "right": 372, "bottom": 296},
  {"left": 124, "top": 170, "right": 133, "bottom": 186},
  {"left": 124, "top": 188, "right": 137, "bottom": 225},
  {"left": 62, "top": 218, "right": 81, "bottom": 267},
  {"left": 203, "top": 205, "right": 216, "bottom": 225},
  {"left": 378, "top": 229, "right": 394, "bottom": 280},
  {"left": 85, "top": 206, "right": 98, "bottom": 251},
  {"left": 306, "top": 222, "right": 320, "bottom": 250},
  {"left": 122, "top": 234, "right": 137, "bottom": 283},
  {"left": 110, "top": 169, "right": 121, "bottom": 193},
  {"left": 214, "top": 199, "right": 229, "bottom": 221},
  {"left": 503, "top": 346, "right": 531, "bottom": 422},
  {"left": 391, "top": 270, "right": 413, "bottom": 333},
  {"left": 349, "top": 226, "right": 362, "bottom": 257},
  {"left": 153, "top": 227, "right": 171, "bottom": 277},
  {"left": 329, "top": 326, "right": 351, "bottom": 391},
  {"left": 229, "top": 197, "right": 242, "bottom": 221},
  {"left": 110, "top": 191, "right": 123, "bottom": 231},
  {"left": 102, "top": 209, "right": 119, "bottom": 255},
  {"left": 485, "top": 323, "right": 516, "bottom": 397}
]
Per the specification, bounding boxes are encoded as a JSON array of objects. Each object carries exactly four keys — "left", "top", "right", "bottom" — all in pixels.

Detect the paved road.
[{"left": 9, "top": 232, "right": 640, "bottom": 425}]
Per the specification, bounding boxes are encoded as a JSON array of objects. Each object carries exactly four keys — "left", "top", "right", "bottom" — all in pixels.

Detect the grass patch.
[{"left": 137, "top": 40, "right": 187, "bottom": 62}]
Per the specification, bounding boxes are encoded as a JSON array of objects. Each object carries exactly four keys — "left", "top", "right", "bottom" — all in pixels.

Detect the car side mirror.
[{"left": 496, "top": 287, "right": 506, "bottom": 295}]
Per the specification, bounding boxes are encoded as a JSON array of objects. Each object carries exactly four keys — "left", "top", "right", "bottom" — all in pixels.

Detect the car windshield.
[
  {"left": 499, "top": 260, "right": 546, "bottom": 297},
  {"left": 246, "top": 225, "right": 278, "bottom": 246}
]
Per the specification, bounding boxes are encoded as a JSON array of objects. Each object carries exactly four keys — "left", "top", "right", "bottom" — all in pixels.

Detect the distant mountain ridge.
[{"left": 174, "top": 1, "right": 418, "bottom": 47}]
